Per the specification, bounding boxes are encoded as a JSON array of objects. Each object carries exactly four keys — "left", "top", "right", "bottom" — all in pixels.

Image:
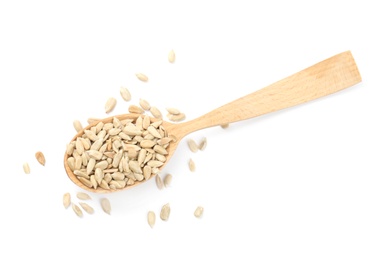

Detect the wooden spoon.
[{"left": 64, "top": 50, "right": 361, "bottom": 193}]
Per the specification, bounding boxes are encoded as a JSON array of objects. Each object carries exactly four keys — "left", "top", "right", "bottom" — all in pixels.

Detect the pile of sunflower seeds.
[{"left": 66, "top": 115, "right": 174, "bottom": 191}]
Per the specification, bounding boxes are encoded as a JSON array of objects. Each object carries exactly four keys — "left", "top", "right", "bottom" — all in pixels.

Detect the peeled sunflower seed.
[
  {"left": 136, "top": 73, "right": 148, "bottom": 82},
  {"left": 221, "top": 123, "right": 229, "bottom": 129},
  {"left": 76, "top": 192, "right": 91, "bottom": 200},
  {"left": 90, "top": 175, "right": 98, "bottom": 189},
  {"left": 87, "top": 118, "right": 101, "bottom": 125},
  {"left": 23, "top": 163, "right": 30, "bottom": 174},
  {"left": 163, "top": 174, "right": 172, "bottom": 187},
  {"left": 139, "top": 98, "right": 151, "bottom": 111},
  {"left": 166, "top": 107, "right": 180, "bottom": 115},
  {"left": 188, "top": 159, "right": 196, "bottom": 172},
  {"left": 143, "top": 165, "right": 152, "bottom": 180},
  {"left": 63, "top": 193, "right": 71, "bottom": 209},
  {"left": 101, "top": 198, "right": 111, "bottom": 215},
  {"left": 168, "top": 49, "right": 175, "bottom": 63},
  {"left": 120, "top": 87, "right": 131, "bottom": 101},
  {"left": 73, "top": 120, "right": 83, "bottom": 133},
  {"left": 128, "top": 105, "right": 144, "bottom": 114},
  {"left": 150, "top": 106, "right": 162, "bottom": 119},
  {"left": 79, "top": 202, "right": 94, "bottom": 214},
  {"left": 156, "top": 174, "right": 164, "bottom": 190},
  {"left": 187, "top": 139, "right": 198, "bottom": 153},
  {"left": 78, "top": 177, "right": 93, "bottom": 188},
  {"left": 105, "top": 97, "right": 117, "bottom": 113},
  {"left": 147, "top": 211, "right": 156, "bottom": 228},
  {"left": 72, "top": 203, "right": 83, "bottom": 217},
  {"left": 198, "top": 137, "right": 207, "bottom": 151},
  {"left": 194, "top": 206, "right": 204, "bottom": 218},
  {"left": 160, "top": 203, "right": 170, "bottom": 221}
]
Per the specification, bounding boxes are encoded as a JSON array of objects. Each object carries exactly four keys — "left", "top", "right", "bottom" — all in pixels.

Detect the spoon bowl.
[{"left": 64, "top": 51, "right": 361, "bottom": 193}]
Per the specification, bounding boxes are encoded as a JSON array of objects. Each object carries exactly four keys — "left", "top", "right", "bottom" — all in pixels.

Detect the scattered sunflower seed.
[
  {"left": 120, "top": 87, "right": 131, "bottom": 101},
  {"left": 150, "top": 106, "right": 162, "bottom": 119},
  {"left": 166, "top": 107, "right": 180, "bottom": 115},
  {"left": 160, "top": 203, "right": 170, "bottom": 221},
  {"left": 194, "top": 206, "right": 204, "bottom": 218},
  {"left": 79, "top": 202, "right": 94, "bottom": 214},
  {"left": 72, "top": 203, "right": 83, "bottom": 217},
  {"left": 139, "top": 99, "right": 151, "bottom": 111},
  {"left": 101, "top": 198, "right": 111, "bottom": 215},
  {"left": 189, "top": 158, "right": 196, "bottom": 172},
  {"left": 164, "top": 174, "right": 172, "bottom": 187},
  {"left": 136, "top": 73, "right": 148, "bottom": 82},
  {"left": 35, "top": 151, "right": 46, "bottom": 166},
  {"left": 128, "top": 105, "right": 144, "bottom": 114},
  {"left": 105, "top": 97, "right": 117, "bottom": 113},
  {"left": 221, "top": 123, "right": 229, "bottom": 129},
  {"left": 168, "top": 49, "right": 175, "bottom": 63},
  {"left": 187, "top": 139, "right": 198, "bottom": 153},
  {"left": 73, "top": 120, "right": 83, "bottom": 133},
  {"left": 23, "top": 163, "right": 30, "bottom": 174},
  {"left": 76, "top": 192, "right": 91, "bottom": 200},
  {"left": 156, "top": 174, "right": 164, "bottom": 190},
  {"left": 198, "top": 137, "right": 207, "bottom": 151},
  {"left": 147, "top": 211, "right": 156, "bottom": 228},
  {"left": 63, "top": 193, "right": 71, "bottom": 209},
  {"left": 87, "top": 118, "right": 101, "bottom": 125}
]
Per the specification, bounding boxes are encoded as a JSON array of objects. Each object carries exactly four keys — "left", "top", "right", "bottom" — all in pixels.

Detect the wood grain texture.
[
  {"left": 64, "top": 51, "right": 361, "bottom": 193},
  {"left": 167, "top": 51, "right": 361, "bottom": 139}
]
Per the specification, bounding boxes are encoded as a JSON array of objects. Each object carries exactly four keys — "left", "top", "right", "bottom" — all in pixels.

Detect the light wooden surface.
[
  {"left": 64, "top": 51, "right": 361, "bottom": 193},
  {"left": 166, "top": 51, "right": 361, "bottom": 138}
]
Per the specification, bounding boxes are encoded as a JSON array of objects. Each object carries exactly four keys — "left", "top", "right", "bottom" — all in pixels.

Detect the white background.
[{"left": 0, "top": 1, "right": 389, "bottom": 259}]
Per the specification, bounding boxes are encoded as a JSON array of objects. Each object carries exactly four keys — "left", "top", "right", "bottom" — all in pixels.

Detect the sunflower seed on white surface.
[
  {"left": 101, "top": 198, "right": 111, "bottom": 215},
  {"left": 76, "top": 192, "right": 91, "bottom": 200},
  {"left": 150, "top": 106, "right": 162, "bottom": 119},
  {"left": 194, "top": 206, "right": 204, "bottom": 218},
  {"left": 63, "top": 193, "right": 71, "bottom": 209},
  {"left": 72, "top": 203, "right": 83, "bottom": 217},
  {"left": 35, "top": 151, "right": 46, "bottom": 166},
  {"left": 156, "top": 174, "right": 164, "bottom": 190},
  {"left": 166, "top": 107, "right": 180, "bottom": 115},
  {"left": 198, "top": 137, "right": 207, "bottom": 151},
  {"left": 87, "top": 118, "right": 101, "bottom": 125},
  {"left": 168, "top": 49, "right": 175, "bottom": 63},
  {"left": 128, "top": 105, "right": 144, "bottom": 114},
  {"left": 147, "top": 211, "right": 156, "bottom": 228},
  {"left": 163, "top": 174, "right": 172, "bottom": 187},
  {"left": 160, "top": 203, "right": 170, "bottom": 221},
  {"left": 187, "top": 139, "right": 198, "bottom": 152},
  {"left": 188, "top": 158, "right": 196, "bottom": 172},
  {"left": 105, "top": 97, "right": 117, "bottom": 113},
  {"left": 73, "top": 120, "right": 83, "bottom": 133},
  {"left": 23, "top": 163, "right": 30, "bottom": 174},
  {"left": 136, "top": 73, "right": 148, "bottom": 82},
  {"left": 120, "top": 87, "right": 131, "bottom": 101},
  {"left": 79, "top": 202, "right": 94, "bottom": 214},
  {"left": 139, "top": 99, "right": 151, "bottom": 111}
]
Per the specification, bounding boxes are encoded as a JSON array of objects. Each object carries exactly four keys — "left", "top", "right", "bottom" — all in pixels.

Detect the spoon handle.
[{"left": 178, "top": 51, "right": 361, "bottom": 135}]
